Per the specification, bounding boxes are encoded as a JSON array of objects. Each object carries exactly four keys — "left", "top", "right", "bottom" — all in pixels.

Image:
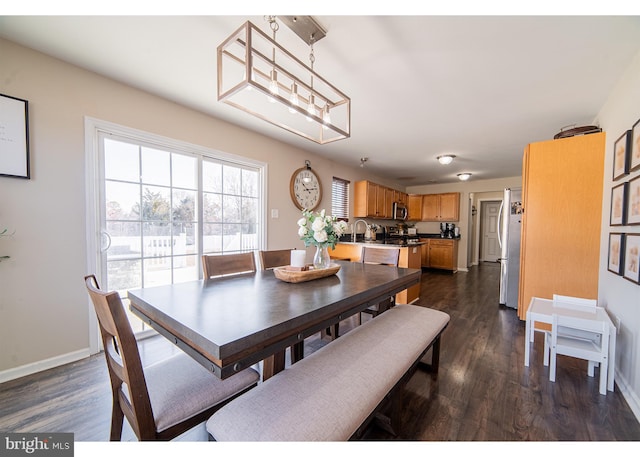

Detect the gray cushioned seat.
[
  {"left": 139, "top": 353, "right": 260, "bottom": 432},
  {"left": 206, "top": 304, "right": 450, "bottom": 441}
]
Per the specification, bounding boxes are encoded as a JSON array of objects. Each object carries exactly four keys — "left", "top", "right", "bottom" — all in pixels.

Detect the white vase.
[{"left": 313, "top": 245, "right": 331, "bottom": 270}]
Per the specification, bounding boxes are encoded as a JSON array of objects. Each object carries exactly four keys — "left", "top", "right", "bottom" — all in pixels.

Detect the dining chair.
[
  {"left": 549, "top": 311, "right": 610, "bottom": 395},
  {"left": 259, "top": 249, "right": 295, "bottom": 270},
  {"left": 357, "top": 246, "right": 401, "bottom": 324},
  {"left": 84, "top": 275, "right": 260, "bottom": 441},
  {"left": 202, "top": 252, "right": 256, "bottom": 278}
]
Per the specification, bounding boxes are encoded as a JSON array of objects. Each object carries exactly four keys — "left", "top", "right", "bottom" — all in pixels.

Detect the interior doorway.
[{"left": 480, "top": 200, "right": 501, "bottom": 262}]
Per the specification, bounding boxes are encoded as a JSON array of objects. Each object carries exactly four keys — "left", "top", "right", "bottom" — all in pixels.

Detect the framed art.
[
  {"left": 632, "top": 118, "right": 640, "bottom": 173},
  {"left": 613, "top": 130, "right": 631, "bottom": 181},
  {"left": 608, "top": 232, "right": 625, "bottom": 275},
  {"left": 610, "top": 182, "right": 627, "bottom": 226},
  {"left": 0, "top": 93, "right": 30, "bottom": 179},
  {"left": 628, "top": 175, "right": 640, "bottom": 225},
  {"left": 623, "top": 233, "right": 640, "bottom": 284}
]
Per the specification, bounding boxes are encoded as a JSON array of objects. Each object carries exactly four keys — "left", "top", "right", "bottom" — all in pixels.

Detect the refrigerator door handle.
[{"left": 497, "top": 200, "right": 504, "bottom": 249}]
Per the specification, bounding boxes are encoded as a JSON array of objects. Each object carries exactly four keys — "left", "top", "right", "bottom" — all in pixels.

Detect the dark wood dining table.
[{"left": 127, "top": 260, "right": 421, "bottom": 380}]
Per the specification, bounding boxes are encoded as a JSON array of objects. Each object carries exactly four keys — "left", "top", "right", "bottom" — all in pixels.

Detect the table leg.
[
  {"left": 262, "top": 349, "right": 286, "bottom": 381},
  {"left": 524, "top": 313, "right": 531, "bottom": 367}
]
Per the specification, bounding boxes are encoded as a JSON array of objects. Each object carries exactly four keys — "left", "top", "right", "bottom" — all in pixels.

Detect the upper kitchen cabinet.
[
  {"left": 354, "top": 180, "right": 406, "bottom": 219},
  {"left": 421, "top": 192, "right": 460, "bottom": 222},
  {"left": 407, "top": 194, "right": 423, "bottom": 221},
  {"left": 517, "top": 133, "right": 605, "bottom": 320}
]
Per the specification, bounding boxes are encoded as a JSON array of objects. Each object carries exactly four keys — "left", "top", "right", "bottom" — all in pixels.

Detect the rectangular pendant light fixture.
[{"left": 217, "top": 19, "right": 351, "bottom": 145}]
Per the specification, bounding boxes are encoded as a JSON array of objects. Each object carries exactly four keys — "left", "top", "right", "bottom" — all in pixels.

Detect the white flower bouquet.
[{"left": 297, "top": 209, "right": 348, "bottom": 249}]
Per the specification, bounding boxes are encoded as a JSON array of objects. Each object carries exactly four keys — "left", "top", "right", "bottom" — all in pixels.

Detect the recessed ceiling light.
[
  {"left": 457, "top": 173, "right": 472, "bottom": 181},
  {"left": 437, "top": 155, "right": 455, "bottom": 165}
]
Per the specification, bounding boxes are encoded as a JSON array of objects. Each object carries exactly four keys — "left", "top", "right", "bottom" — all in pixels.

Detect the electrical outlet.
[{"left": 271, "top": 209, "right": 279, "bottom": 219}]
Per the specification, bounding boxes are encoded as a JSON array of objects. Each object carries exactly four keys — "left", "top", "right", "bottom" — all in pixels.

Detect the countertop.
[{"left": 338, "top": 233, "right": 460, "bottom": 247}]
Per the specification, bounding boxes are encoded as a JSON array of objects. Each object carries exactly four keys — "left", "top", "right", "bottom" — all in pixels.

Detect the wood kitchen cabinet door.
[
  {"left": 421, "top": 194, "right": 440, "bottom": 221},
  {"left": 439, "top": 192, "right": 460, "bottom": 221},
  {"left": 429, "top": 239, "right": 458, "bottom": 271},
  {"left": 517, "top": 133, "right": 605, "bottom": 320},
  {"left": 408, "top": 195, "right": 423, "bottom": 221}
]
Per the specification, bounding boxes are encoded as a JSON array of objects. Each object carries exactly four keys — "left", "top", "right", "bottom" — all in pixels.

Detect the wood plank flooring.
[{"left": 1, "top": 262, "right": 639, "bottom": 441}]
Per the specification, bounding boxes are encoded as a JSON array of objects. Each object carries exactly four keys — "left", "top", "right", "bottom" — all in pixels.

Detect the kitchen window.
[{"left": 332, "top": 176, "right": 350, "bottom": 221}]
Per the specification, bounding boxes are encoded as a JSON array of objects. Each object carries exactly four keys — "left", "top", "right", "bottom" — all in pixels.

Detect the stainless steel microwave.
[{"left": 393, "top": 202, "right": 408, "bottom": 220}]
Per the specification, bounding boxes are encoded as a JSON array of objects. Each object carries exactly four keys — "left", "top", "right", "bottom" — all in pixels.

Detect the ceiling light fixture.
[
  {"left": 457, "top": 173, "right": 472, "bottom": 181},
  {"left": 437, "top": 155, "right": 455, "bottom": 165},
  {"left": 360, "top": 157, "right": 368, "bottom": 168},
  {"left": 217, "top": 16, "right": 351, "bottom": 145}
]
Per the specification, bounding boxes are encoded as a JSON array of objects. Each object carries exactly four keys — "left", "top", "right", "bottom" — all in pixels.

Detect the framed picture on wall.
[
  {"left": 613, "top": 130, "right": 631, "bottom": 181},
  {"left": 623, "top": 234, "right": 640, "bottom": 284},
  {"left": 608, "top": 233, "right": 625, "bottom": 275},
  {"left": 0, "top": 93, "right": 30, "bottom": 179},
  {"left": 628, "top": 175, "right": 640, "bottom": 225},
  {"left": 610, "top": 182, "right": 627, "bottom": 226},
  {"left": 631, "top": 118, "right": 640, "bottom": 172}
]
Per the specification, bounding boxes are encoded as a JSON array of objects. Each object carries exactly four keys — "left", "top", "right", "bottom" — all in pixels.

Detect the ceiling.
[{"left": 1, "top": 15, "right": 640, "bottom": 186}]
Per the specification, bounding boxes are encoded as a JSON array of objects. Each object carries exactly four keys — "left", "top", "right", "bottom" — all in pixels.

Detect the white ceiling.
[{"left": 1, "top": 15, "right": 640, "bottom": 186}]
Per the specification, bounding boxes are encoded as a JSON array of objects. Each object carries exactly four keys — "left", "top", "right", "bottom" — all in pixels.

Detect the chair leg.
[{"left": 110, "top": 402, "right": 124, "bottom": 441}]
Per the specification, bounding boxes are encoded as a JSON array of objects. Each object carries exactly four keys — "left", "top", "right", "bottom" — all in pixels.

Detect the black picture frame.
[
  {"left": 0, "top": 93, "right": 30, "bottom": 179},
  {"left": 631, "top": 118, "right": 640, "bottom": 173},
  {"left": 627, "top": 175, "right": 640, "bottom": 225},
  {"left": 613, "top": 130, "right": 631, "bottom": 181},
  {"left": 623, "top": 234, "right": 640, "bottom": 284},
  {"left": 608, "top": 233, "right": 625, "bottom": 275},
  {"left": 610, "top": 182, "right": 627, "bottom": 226}
]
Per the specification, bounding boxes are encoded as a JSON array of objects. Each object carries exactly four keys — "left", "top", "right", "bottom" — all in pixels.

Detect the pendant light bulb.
[
  {"left": 306, "top": 94, "right": 316, "bottom": 122},
  {"left": 322, "top": 105, "right": 331, "bottom": 130},
  {"left": 289, "top": 83, "right": 299, "bottom": 113},
  {"left": 268, "top": 70, "right": 278, "bottom": 103}
]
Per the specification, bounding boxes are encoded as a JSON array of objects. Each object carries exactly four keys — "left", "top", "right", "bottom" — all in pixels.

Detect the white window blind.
[{"left": 331, "top": 177, "right": 350, "bottom": 221}]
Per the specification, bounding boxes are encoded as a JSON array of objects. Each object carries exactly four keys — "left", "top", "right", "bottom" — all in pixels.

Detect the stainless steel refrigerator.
[{"left": 498, "top": 187, "right": 522, "bottom": 309}]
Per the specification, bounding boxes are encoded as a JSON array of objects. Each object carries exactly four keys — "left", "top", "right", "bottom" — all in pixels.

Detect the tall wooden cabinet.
[{"left": 517, "top": 133, "right": 605, "bottom": 320}]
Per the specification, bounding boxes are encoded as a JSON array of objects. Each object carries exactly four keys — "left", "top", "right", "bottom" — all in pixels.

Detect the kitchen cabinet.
[
  {"left": 517, "top": 133, "right": 605, "bottom": 320},
  {"left": 428, "top": 239, "right": 458, "bottom": 271},
  {"left": 421, "top": 192, "right": 460, "bottom": 221},
  {"left": 420, "top": 238, "right": 429, "bottom": 266},
  {"left": 407, "top": 194, "right": 423, "bottom": 221},
  {"left": 353, "top": 180, "right": 405, "bottom": 219},
  {"left": 419, "top": 238, "right": 458, "bottom": 272}
]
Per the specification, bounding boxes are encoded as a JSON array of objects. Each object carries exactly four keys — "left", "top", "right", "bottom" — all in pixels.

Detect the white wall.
[
  {"left": 596, "top": 48, "right": 640, "bottom": 419},
  {"left": 0, "top": 38, "right": 400, "bottom": 376}
]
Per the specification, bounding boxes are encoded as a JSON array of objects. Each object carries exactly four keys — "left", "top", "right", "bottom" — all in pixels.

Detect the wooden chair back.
[
  {"left": 259, "top": 249, "right": 295, "bottom": 270},
  {"left": 360, "top": 246, "right": 400, "bottom": 267},
  {"left": 84, "top": 274, "right": 155, "bottom": 440},
  {"left": 202, "top": 252, "right": 256, "bottom": 278}
]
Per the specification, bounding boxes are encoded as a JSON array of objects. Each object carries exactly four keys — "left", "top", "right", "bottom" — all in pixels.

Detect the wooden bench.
[{"left": 206, "top": 304, "right": 450, "bottom": 441}]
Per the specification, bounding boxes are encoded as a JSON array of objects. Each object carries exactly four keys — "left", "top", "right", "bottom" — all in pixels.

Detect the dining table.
[
  {"left": 127, "top": 260, "right": 421, "bottom": 380},
  {"left": 524, "top": 296, "right": 617, "bottom": 392}
]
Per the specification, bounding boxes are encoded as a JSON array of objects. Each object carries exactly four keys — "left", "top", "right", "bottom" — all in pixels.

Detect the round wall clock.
[{"left": 290, "top": 164, "right": 322, "bottom": 211}]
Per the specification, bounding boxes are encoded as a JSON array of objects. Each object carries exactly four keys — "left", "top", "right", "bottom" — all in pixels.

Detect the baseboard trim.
[
  {"left": 613, "top": 370, "right": 640, "bottom": 423},
  {"left": 0, "top": 348, "right": 90, "bottom": 384}
]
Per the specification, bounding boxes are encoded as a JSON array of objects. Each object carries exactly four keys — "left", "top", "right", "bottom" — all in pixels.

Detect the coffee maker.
[{"left": 440, "top": 222, "right": 456, "bottom": 238}]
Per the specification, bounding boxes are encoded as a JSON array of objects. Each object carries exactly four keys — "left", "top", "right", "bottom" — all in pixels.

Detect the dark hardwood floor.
[{"left": 1, "top": 262, "right": 639, "bottom": 442}]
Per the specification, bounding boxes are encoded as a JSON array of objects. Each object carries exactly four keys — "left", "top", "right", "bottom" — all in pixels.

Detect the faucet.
[{"left": 352, "top": 219, "right": 369, "bottom": 242}]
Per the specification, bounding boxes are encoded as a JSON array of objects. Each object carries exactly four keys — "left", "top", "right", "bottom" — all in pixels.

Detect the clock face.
[{"left": 290, "top": 167, "right": 322, "bottom": 211}]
